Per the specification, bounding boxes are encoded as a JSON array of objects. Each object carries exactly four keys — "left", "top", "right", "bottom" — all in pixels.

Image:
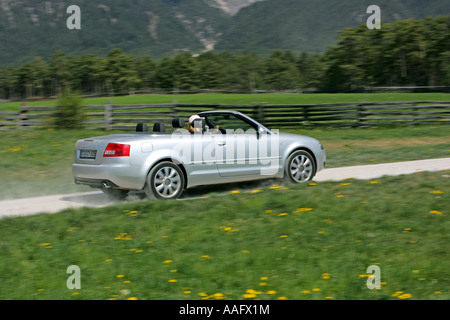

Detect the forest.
[{"left": 0, "top": 16, "right": 448, "bottom": 99}]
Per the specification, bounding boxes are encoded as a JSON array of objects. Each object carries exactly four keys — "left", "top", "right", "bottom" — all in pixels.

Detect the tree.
[
  {"left": 54, "top": 88, "right": 85, "bottom": 129},
  {"left": 171, "top": 53, "right": 200, "bottom": 91},
  {"left": 264, "top": 51, "right": 300, "bottom": 90},
  {"left": 105, "top": 48, "right": 140, "bottom": 94}
]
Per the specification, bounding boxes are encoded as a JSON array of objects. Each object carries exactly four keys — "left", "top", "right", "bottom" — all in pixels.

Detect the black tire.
[
  {"left": 284, "top": 150, "right": 316, "bottom": 183},
  {"left": 100, "top": 188, "right": 129, "bottom": 199},
  {"left": 144, "top": 161, "right": 185, "bottom": 200}
]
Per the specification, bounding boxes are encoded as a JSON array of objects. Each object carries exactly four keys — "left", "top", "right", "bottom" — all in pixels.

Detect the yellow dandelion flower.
[
  {"left": 430, "top": 210, "right": 443, "bottom": 215},
  {"left": 339, "top": 182, "right": 352, "bottom": 187},
  {"left": 398, "top": 293, "right": 412, "bottom": 299},
  {"left": 127, "top": 297, "right": 138, "bottom": 300},
  {"left": 301, "top": 290, "right": 311, "bottom": 294},
  {"left": 251, "top": 189, "right": 264, "bottom": 193},
  {"left": 278, "top": 212, "right": 288, "bottom": 216},
  {"left": 229, "top": 190, "right": 240, "bottom": 194},
  {"left": 116, "top": 275, "right": 124, "bottom": 278},
  {"left": 212, "top": 293, "right": 225, "bottom": 299},
  {"left": 267, "top": 290, "right": 277, "bottom": 295},
  {"left": 277, "top": 296, "right": 288, "bottom": 300},
  {"left": 260, "top": 277, "right": 268, "bottom": 281},
  {"left": 312, "top": 288, "right": 320, "bottom": 292},
  {"left": 246, "top": 289, "right": 262, "bottom": 294},
  {"left": 168, "top": 279, "right": 177, "bottom": 283},
  {"left": 243, "top": 293, "right": 257, "bottom": 299},
  {"left": 370, "top": 180, "right": 381, "bottom": 184},
  {"left": 430, "top": 190, "right": 444, "bottom": 194},
  {"left": 163, "top": 260, "right": 173, "bottom": 264}
]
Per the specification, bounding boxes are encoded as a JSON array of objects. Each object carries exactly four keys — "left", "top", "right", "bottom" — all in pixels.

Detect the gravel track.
[{"left": 1, "top": 158, "right": 449, "bottom": 219}]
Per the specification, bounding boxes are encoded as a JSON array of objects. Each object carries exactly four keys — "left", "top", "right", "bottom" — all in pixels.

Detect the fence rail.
[{"left": 1, "top": 101, "right": 449, "bottom": 131}]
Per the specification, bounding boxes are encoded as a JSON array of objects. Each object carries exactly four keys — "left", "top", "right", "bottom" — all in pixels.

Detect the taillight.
[{"left": 103, "top": 143, "right": 130, "bottom": 157}]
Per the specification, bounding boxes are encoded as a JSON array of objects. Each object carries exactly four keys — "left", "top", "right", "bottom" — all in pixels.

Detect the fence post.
[
  {"left": 18, "top": 105, "right": 29, "bottom": 129},
  {"left": 254, "top": 104, "right": 265, "bottom": 125},
  {"left": 412, "top": 104, "right": 418, "bottom": 125},
  {"left": 302, "top": 105, "right": 310, "bottom": 125},
  {"left": 105, "top": 102, "right": 112, "bottom": 130},
  {"left": 357, "top": 104, "right": 366, "bottom": 127}
]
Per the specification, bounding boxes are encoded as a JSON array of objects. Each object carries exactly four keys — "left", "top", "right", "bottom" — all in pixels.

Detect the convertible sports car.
[{"left": 72, "top": 110, "right": 326, "bottom": 199}]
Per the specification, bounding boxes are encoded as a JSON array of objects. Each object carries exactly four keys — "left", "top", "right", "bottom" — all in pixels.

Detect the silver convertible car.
[{"left": 72, "top": 111, "right": 326, "bottom": 199}]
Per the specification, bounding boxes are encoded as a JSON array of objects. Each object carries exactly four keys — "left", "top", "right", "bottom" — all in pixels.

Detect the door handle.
[{"left": 217, "top": 142, "right": 226, "bottom": 146}]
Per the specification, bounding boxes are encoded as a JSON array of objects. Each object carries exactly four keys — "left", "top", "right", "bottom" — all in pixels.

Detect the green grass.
[
  {"left": 1, "top": 92, "right": 450, "bottom": 111},
  {"left": 0, "top": 171, "right": 448, "bottom": 300}
]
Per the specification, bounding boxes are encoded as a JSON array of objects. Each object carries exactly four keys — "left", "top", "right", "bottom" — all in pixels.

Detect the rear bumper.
[
  {"left": 72, "top": 163, "right": 146, "bottom": 191},
  {"left": 74, "top": 177, "right": 120, "bottom": 189}
]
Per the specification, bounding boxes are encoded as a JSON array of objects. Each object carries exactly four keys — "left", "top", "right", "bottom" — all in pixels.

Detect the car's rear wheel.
[
  {"left": 144, "top": 161, "right": 185, "bottom": 200},
  {"left": 285, "top": 150, "right": 316, "bottom": 183}
]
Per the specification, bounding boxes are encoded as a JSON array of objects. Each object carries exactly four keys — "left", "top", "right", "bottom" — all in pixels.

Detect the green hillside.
[
  {"left": 0, "top": 0, "right": 448, "bottom": 66},
  {"left": 216, "top": 0, "right": 450, "bottom": 54},
  {"left": 0, "top": 0, "right": 230, "bottom": 66}
]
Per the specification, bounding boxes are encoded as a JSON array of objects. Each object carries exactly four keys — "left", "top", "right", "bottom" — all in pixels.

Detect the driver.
[
  {"left": 188, "top": 114, "right": 221, "bottom": 134},
  {"left": 188, "top": 115, "right": 203, "bottom": 134}
]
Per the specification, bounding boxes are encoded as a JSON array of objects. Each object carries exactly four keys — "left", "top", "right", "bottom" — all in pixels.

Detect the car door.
[{"left": 205, "top": 114, "right": 262, "bottom": 177}]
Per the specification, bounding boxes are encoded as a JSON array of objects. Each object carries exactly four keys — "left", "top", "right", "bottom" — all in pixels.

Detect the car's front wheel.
[
  {"left": 285, "top": 150, "right": 316, "bottom": 183},
  {"left": 144, "top": 161, "right": 185, "bottom": 200}
]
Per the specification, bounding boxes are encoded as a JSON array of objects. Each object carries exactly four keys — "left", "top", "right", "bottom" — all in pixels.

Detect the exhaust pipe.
[{"left": 101, "top": 181, "right": 110, "bottom": 189}]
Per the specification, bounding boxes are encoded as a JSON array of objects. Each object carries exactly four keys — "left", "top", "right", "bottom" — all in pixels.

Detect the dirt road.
[{"left": 1, "top": 158, "right": 449, "bottom": 219}]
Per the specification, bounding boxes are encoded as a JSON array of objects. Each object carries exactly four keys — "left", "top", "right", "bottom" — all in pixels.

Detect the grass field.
[
  {"left": 1, "top": 92, "right": 450, "bottom": 112},
  {"left": 0, "top": 93, "right": 449, "bottom": 300},
  {"left": 0, "top": 171, "right": 448, "bottom": 300}
]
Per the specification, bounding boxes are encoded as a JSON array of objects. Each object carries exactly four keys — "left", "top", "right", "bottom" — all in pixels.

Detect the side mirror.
[{"left": 257, "top": 126, "right": 266, "bottom": 139}]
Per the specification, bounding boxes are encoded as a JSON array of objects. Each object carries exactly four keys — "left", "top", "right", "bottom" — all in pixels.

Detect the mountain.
[
  {"left": 0, "top": 0, "right": 231, "bottom": 66},
  {"left": 0, "top": 0, "right": 448, "bottom": 66},
  {"left": 216, "top": 0, "right": 450, "bottom": 54}
]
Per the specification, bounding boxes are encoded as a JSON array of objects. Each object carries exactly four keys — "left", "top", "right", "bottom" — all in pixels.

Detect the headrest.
[
  {"left": 192, "top": 118, "right": 206, "bottom": 129},
  {"left": 172, "top": 117, "right": 185, "bottom": 128},
  {"left": 153, "top": 122, "right": 166, "bottom": 133},
  {"left": 136, "top": 122, "right": 148, "bottom": 132}
]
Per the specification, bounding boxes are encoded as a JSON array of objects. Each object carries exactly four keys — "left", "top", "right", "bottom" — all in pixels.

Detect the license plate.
[{"left": 80, "top": 149, "right": 97, "bottom": 159}]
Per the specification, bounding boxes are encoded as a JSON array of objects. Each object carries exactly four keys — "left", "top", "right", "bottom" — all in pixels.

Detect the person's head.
[{"left": 188, "top": 115, "right": 202, "bottom": 133}]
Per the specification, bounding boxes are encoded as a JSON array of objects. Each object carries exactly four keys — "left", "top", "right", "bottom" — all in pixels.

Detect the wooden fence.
[{"left": 1, "top": 101, "right": 449, "bottom": 131}]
